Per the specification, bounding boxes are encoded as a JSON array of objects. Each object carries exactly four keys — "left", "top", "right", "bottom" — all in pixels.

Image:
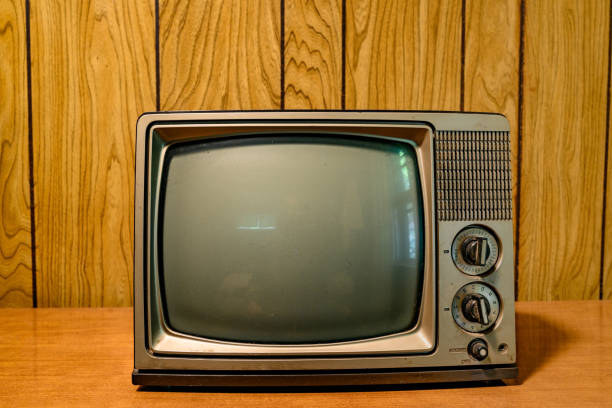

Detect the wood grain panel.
[
  {"left": 30, "top": 0, "right": 156, "bottom": 306},
  {"left": 0, "top": 0, "right": 32, "bottom": 307},
  {"left": 160, "top": 0, "right": 280, "bottom": 110},
  {"left": 345, "top": 0, "right": 461, "bottom": 110},
  {"left": 464, "top": 0, "right": 520, "bottom": 241},
  {"left": 518, "top": 0, "right": 609, "bottom": 300},
  {"left": 604, "top": 80, "right": 612, "bottom": 300},
  {"left": 284, "top": 0, "right": 342, "bottom": 109}
]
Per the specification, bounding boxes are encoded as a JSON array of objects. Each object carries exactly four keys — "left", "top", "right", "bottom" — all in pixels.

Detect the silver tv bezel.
[{"left": 134, "top": 111, "right": 515, "bottom": 372}]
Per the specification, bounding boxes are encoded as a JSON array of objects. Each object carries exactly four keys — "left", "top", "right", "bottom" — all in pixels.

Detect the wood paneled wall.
[
  {"left": 30, "top": 0, "right": 156, "bottom": 307},
  {"left": 0, "top": 0, "right": 610, "bottom": 307},
  {"left": 346, "top": 0, "right": 462, "bottom": 110},
  {"left": 0, "top": 0, "right": 32, "bottom": 306},
  {"left": 519, "top": 0, "right": 610, "bottom": 300},
  {"left": 160, "top": 0, "right": 280, "bottom": 110}
]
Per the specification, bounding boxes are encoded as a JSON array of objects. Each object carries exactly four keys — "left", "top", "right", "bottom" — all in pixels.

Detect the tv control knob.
[
  {"left": 452, "top": 282, "right": 500, "bottom": 332},
  {"left": 462, "top": 294, "right": 490, "bottom": 325},
  {"left": 462, "top": 237, "right": 490, "bottom": 266},
  {"left": 468, "top": 339, "right": 489, "bottom": 361},
  {"left": 451, "top": 227, "right": 499, "bottom": 275}
]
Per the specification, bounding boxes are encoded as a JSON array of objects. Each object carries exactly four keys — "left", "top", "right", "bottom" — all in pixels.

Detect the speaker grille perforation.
[{"left": 435, "top": 131, "right": 512, "bottom": 221}]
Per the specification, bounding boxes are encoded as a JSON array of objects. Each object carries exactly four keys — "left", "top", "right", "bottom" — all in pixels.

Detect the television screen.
[{"left": 160, "top": 135, "right": 424, "bottom": 344}]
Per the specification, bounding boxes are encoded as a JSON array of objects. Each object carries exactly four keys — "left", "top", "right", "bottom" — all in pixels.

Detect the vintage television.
[{"left": 133, "top": 112, "right": 517, "bottom": 386}]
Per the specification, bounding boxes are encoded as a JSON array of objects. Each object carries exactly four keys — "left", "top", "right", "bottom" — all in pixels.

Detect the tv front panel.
[{"left": 133, "top": 112, "right": 517, "bottom": 386}]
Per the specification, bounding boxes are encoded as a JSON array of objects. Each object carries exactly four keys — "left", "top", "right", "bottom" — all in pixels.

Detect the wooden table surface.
[{"left": 1, "top": 300, "right": 611, "bottom": 407}]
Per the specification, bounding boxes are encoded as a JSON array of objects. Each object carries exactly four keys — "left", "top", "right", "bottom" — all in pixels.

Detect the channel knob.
[
  {"left": 462, "top": 294, "right": 490, "bottom": 325},
  {"left": 452, "top": 282, "right": 500, "bottom": 332},
  {"left": 451, "top": 227, "right": 499, "bottom": 275},
  {"left": 468, "top": 339, "right": 489, "bottom": 361},
  {"left": 462, "top": 237, "right": 490, "bottom": 266}
]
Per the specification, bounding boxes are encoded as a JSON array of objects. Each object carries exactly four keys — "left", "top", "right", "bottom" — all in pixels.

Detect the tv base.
[{"left": 133, "top": 366, "right": 518, "bottom": 387}]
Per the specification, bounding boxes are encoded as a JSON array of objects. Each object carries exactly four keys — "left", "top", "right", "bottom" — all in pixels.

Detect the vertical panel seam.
[
  {"left": 25, "top": 0, "right": 37, "bottom": 308},
  {"left": 600, "top": 0, "right": 612, "bottom": 300},
  {"left": 280, "top": 0, "right": 285, "bottom": 110},
  {"left": 460, "top": 0, "right": 465, "bottom": 111},
  {"left": 155, "top": 0, "right": 160, "bottom": 111},
  {"left": 514, "top": 0, "right": 525, "bottom": 301},
  {"left": 341, "top": 0, "right": 346, "bottom": 110}
]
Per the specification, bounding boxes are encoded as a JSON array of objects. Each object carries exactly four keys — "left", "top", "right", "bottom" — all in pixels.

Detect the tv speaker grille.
[{"left": 435, "top": 130, "right": 512, "bottom": 221}]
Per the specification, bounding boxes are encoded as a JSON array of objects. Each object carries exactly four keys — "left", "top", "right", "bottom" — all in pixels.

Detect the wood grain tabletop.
[{"left": 1, "top": 300, "right": 610, "bottom": 407}]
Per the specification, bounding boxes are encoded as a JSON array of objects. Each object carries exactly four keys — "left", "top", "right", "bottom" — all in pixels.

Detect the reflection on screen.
[{"left": 161, "top": 135, "right": 424, "bottom": 343}]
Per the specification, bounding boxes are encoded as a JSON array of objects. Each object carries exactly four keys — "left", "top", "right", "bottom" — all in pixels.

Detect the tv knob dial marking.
[
  {"left": 452, "top": 282, "right": 500, "bottom": 333},
  {"left": 451, "top": 227, "right": 499, "bottom": 275}
]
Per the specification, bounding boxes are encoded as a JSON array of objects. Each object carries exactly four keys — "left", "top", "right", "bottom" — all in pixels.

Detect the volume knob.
[{"left": 468, "top": 339, "right": 489, "bottom": 361}]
